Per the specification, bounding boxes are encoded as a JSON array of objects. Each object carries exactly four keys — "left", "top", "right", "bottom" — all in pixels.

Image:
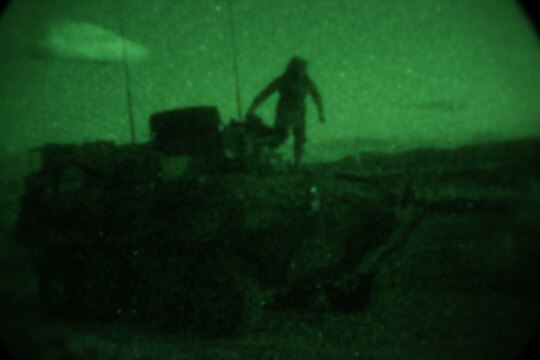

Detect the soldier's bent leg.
[
  {"left": 293, "top": 124, "right": 306, "bottom": 168},
  {"left": 271, "top": 127, "right": 289, "bottom": 148}
]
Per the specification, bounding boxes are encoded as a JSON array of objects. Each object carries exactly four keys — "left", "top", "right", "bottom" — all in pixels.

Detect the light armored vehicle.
[{"left": 16, "top": 106, "right": 399, "bottom": 336}]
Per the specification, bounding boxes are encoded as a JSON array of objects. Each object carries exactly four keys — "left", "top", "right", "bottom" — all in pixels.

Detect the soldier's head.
[{"left": 284, "top": 56, "right": 308, "bottom": 80}]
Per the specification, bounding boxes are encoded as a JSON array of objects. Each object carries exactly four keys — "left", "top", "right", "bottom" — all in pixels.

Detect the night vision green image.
[{"left": 1, "top": 0, "right": 539, "bottom": 359}]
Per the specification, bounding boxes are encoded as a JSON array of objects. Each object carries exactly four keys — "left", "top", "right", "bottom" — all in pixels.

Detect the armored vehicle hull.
[{"left": 15, "top": 107, "right": 399, "bottom": 336}]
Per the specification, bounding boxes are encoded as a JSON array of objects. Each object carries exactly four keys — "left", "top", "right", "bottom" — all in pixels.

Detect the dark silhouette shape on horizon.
[{"left": 246, "top": 56, "right": 325, "bottom": 169}]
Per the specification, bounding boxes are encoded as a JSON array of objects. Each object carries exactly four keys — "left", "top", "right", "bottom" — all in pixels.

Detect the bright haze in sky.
[{"left": 0, "top": 0, "right": 539, "bottom": 161}]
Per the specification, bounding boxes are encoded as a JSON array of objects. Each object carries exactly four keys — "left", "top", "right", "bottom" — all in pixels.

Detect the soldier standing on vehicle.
[{"left": 246, "top": 56, "right": 325, "bottom": 169}]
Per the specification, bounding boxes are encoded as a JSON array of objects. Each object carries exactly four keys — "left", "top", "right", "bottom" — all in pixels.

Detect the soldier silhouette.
[{"left": 246, "top": 56, "right": 325, "bottom": 169}]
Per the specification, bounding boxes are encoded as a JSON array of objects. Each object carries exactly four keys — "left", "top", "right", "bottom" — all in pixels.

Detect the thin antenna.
[
  {"left": 119, "top": 0, "right": 136, "bottom": 144},
  {"left": 226, "top": 0, "right": 243, "bottom": 121}
]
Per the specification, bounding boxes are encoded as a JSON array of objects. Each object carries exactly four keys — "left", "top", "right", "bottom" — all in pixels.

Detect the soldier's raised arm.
[
  {"left": 308, "top": 79, "right": 325, "bottom": 123},
  {"left": 247, "top": 78, "right": 280, "bottom": 115}
]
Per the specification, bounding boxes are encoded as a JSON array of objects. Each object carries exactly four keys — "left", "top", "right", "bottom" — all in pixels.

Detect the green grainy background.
[
  {"left": 0, "top": 0, "right": 539, "bottom": 158},
  {"left": 1, "top": 2, "right": 540, "bottom": 359}
]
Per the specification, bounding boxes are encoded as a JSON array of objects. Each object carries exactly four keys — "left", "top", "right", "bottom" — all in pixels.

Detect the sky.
[{"left": 0, "top": 0, "right": 539, "bottom": 161}]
